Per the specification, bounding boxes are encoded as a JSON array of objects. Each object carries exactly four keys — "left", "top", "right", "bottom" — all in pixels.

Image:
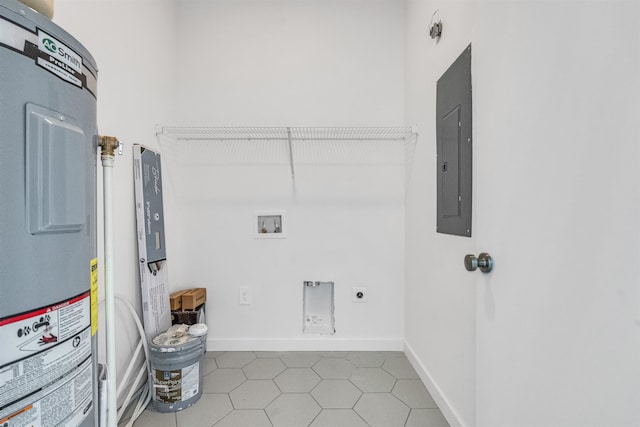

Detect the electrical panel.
[{"left": 437, "top": 44, "right": 472, "bottom": 237}]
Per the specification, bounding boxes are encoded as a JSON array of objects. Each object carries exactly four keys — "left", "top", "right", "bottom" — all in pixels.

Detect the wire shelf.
[
  {"left": 156, "top": 126, "right": 416, "bottom": 142},
  {"left": 156, "top": 126, "right": 418, "bottom": 196}
]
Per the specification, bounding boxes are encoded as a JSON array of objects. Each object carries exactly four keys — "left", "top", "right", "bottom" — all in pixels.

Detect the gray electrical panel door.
[{"left": 437, "top": 44, "right": 472, "bottom": 237}]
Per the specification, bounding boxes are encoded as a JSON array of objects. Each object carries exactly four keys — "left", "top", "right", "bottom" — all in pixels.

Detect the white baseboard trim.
[
  {"left": 404, "top": 341, "right": 468, "bottom": 427},
  {"left": 207, "top": 337, "right": 404, "bottom": 352}
]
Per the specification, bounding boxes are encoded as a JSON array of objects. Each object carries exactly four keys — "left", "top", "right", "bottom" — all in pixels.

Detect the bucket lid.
[{"left": 188, "top": 323, "right": 208, "bottom": 337}]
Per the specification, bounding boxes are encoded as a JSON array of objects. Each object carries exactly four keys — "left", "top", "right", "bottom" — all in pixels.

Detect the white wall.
[
  {"left": 404, "top": 1, "right": 640, "bottom": 427},
  {"left": 171, "top": 0, "right": 405, "bottom": 127},
  {"left": 165, "top": 0, "right": 407, "bottom": 350},
  {"left": 162, "top": 140, "right": 408, "bottom": 350}
]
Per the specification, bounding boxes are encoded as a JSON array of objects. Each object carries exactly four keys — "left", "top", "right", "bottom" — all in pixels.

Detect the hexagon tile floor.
[{"left": 133, "top": 351, "right": 451, "bottom": 427}]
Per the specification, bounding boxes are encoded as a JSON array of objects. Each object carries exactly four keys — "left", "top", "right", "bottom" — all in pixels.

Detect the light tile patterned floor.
[{"left": 133, "top": 351, "right": 450, "bottom": 427}]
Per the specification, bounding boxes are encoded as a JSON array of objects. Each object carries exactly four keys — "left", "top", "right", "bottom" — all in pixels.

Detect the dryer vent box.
[{"left": 303, "top": 281, "right": 335, "bottom": 335}]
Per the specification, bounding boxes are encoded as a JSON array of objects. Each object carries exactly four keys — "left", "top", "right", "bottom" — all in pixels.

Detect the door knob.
[{"left": 464, "top": 253, "right": 493, "bottom": 273}]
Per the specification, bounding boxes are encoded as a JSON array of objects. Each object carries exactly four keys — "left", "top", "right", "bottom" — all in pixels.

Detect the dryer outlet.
[{"left": 352, "top": 287, "right": 368, "bottom": 303}]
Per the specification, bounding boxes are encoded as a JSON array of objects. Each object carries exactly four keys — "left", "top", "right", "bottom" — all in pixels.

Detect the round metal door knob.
[
  {"left": 464, "top": 253, "right": 493, "bottom": 273},
  {"left": 464, "top": 254, "right": 478, "bottom": 271}
]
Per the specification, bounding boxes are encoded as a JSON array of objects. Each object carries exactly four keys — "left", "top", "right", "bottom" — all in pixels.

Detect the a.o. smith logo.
[
  {"left": 42, "top": 37, "right": 57, "bottom": 53},
  {"left": 38, "top": 30, "right": 83, "bottom": 74}
]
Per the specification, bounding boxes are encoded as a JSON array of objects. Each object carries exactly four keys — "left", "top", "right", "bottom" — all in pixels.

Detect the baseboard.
[
  {"left": 207, "top": 337, "right": 404, "bottom": 352},
  {"left": 404, "top": 341, "right": 468, "bottom": 427}
]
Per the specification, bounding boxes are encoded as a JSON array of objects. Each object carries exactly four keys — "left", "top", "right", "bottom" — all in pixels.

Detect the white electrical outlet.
[
  {"left": 352, "top": 287, "right": 368, "bottom": 303},
  {"left": 239, "top": 286, "right": 252, "bottom": 305}
]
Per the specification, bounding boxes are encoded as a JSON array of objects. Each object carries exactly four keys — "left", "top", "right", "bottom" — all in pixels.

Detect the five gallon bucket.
[{"left": 149, "top": 324, "right": 207, "bottom": 412}]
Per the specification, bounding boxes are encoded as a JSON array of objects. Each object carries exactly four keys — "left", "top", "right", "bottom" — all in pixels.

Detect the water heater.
[{"left": 0, "top": 1, "right": 99, "bottom": 426}]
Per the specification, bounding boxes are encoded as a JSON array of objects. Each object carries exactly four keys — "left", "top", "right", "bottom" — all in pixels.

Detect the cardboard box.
[
  {"left": 169, "top": 290, "right": 189, "bottom": 311},
  {"left": 182, "top": 288, "right": 207, "bottom": 310}
]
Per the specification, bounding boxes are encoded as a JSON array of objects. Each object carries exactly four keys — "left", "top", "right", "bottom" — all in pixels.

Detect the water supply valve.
[{"left": 97, "top": 135, "right": 121, "bottom": 157}]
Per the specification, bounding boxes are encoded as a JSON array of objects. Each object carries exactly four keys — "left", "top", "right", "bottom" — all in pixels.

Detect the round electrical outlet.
[{"left": 352, "top": 287, "right": 367, "bottom": 302}]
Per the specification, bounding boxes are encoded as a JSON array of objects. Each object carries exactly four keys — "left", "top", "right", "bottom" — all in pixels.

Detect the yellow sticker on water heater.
[{"left": 90, "top": 258, "right": 98, "bottom": 336}]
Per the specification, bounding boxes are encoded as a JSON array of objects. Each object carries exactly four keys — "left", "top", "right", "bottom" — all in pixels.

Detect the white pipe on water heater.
[{"left": 99, "top": 136, "right": 120, "bottom": 427}]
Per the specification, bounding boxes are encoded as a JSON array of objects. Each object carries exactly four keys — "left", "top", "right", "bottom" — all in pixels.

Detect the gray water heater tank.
[{"left": 0, "top": 1, "right": 99, "bottom": 426}]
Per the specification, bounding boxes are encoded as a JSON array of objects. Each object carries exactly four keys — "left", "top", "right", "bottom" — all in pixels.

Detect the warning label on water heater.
[
  {"left": 0, "top": 292, "right": 93, "bottom": 426},
  {"left": 0, "top": 359, "right": 93, "bottom": 427},
  {"left": 0, "top": 291, "right": 91, "bottom": 367},
  {"left": 36, "top": 29, "right": 83, "bottom": 87}
]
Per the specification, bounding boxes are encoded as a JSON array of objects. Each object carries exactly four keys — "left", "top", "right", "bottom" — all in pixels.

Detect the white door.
[{"left": 472, "top": 3, "right": 640, "bottom": 426}]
